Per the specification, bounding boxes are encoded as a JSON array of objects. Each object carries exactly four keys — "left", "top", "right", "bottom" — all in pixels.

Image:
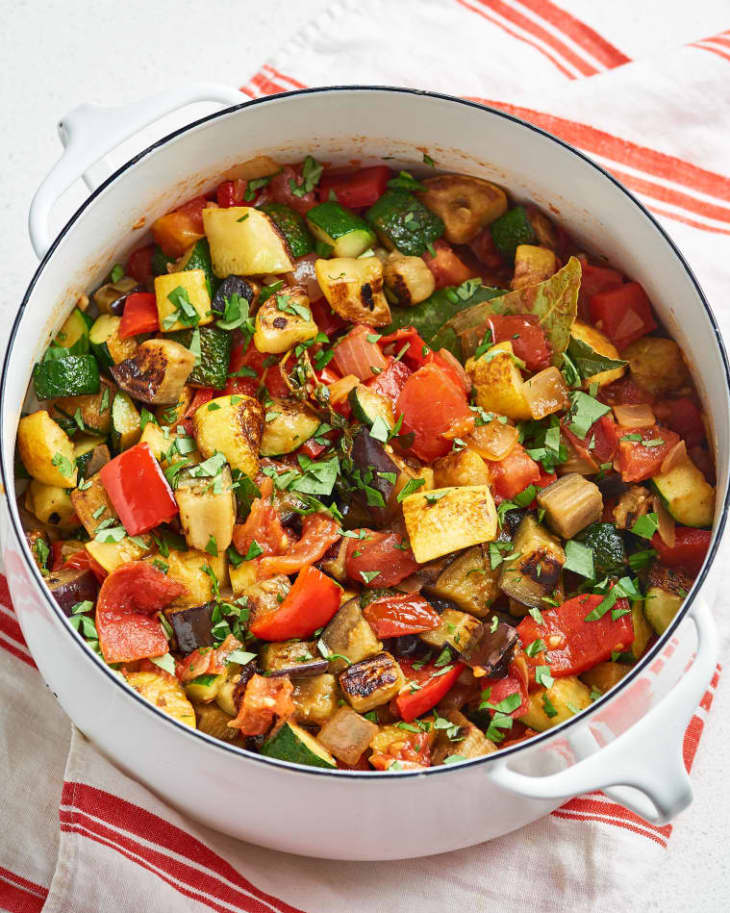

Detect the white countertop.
[{"left": 1, "top": 1, "right": 727, "bottom": 909}]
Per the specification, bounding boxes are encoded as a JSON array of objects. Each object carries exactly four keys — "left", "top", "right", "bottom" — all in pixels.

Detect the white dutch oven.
[{"left": 1, "top": 86, "right": 728, "bottom": 861}]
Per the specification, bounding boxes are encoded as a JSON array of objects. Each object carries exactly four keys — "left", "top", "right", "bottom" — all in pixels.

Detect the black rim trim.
[{"left": 2, "top": 85, "right": 729, "bottom": 782}]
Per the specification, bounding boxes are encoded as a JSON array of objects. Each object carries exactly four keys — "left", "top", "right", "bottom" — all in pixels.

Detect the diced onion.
[
  {"left": 660, "top": 439, "right": 687, "bottom": 475},
  {"left": 653, "top": 494, "right": 676, "bottom": 547},
  {"left": 465, "top": 419, "right": 519, "bottom": 461},
  {"left": 287, "top": 253, "right": 321, "bottom": 301},
  {"left": 522, "top": 367, "right": 570, "bottom": 420},
  {"left": 333, "top": 325, "right": 388, "bottom": 381},
  {"left": 613, "top": 403, "right": 655, "bottom": 427}
]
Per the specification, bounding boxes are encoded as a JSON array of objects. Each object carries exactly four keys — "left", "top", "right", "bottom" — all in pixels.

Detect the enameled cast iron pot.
[{"left": 1, "top": 86, "right": 728, "bottom": 860}]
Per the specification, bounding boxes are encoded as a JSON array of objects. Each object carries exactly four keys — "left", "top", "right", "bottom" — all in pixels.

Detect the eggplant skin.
[
  {"left": 519, "top": 548, "right": 562, "bottom": 592},
  {"left": 48, "top": 567, "right": 99, "bottom": 616},
  {"left": 459, "top": 621, "right": 517, "bottom": 676},
  {"left": 211, "top": 276, "right": 257, "bottom": 315},
  {"left": 169, "top": 601, "right": 216, "bottom": 655}
]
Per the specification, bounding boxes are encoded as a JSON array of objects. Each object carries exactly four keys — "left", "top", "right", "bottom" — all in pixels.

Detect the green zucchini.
[
  {"left": 168, "top": 326, "right": 232, "bottom": 390},
  {"left": 575, "top": 522, "right": 626, "bottom": 578},
  {"left": 110, "top": 391, "right": 142, "bottom": 452},
  {"left": 365, "top": 189, "right": 444, "bottom": 256},
  {"left": 306, "top": 201, "right": 375, "bottom": 258},
  {"left": 490, "top": 206, "right": 536, "bottom": 260},
  {"left": 348, "top": 384, "right": 394, "bottom": 430},
  {"left": 644, "top": 587, "right": 683, "bottom": 635},
  {"left": 260, "top": 203, "right": 314, "bottom": 258},
  {"left": 175, "top": 238, "right": 216, "bottom": 298},
  {"left": 54, "top": 308, "right": 93, "bottom": 354},
  {"left": 260, "top": 401, "right": 320, "bottom": 456},
  {"left": 185, "top": 672, "right": 224, "bottom": 703},
  {"left": 89, "top": 314, "right": 138, "bottom": 369},
  {"left": 152, "top": 244, "right": 175, "bottom": 277},
  {"left": 261, "top": 721, "right": 336, "bottom": 769},
  {"left": 652, "top": 459, "right": 714, "bottom": 528},
  {"left": 33, "top": 354, "right": 100, "bottom": 400}
]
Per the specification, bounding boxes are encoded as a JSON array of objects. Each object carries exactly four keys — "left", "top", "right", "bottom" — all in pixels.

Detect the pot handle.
[
  {"left": 487, "top": 597, "right": 717, "bottom": 825},
  {"left": 28, "top": 83, "right": 244, "bottom": 259}
]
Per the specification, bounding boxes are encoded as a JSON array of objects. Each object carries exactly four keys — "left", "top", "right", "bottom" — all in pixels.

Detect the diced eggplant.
[
  {"left": 350, "top": 428, "right": 399, "bottom": 526},
  {"left": 195, "top": 703, "right": 244, "bottom": 744},
  {"left": 458, "top": 621, "right": 517, "bottom": 676},
  {"left": 536, "top": 473, "right": 603, "bottom": 539},
  {"left": 317, "top": 705, "right": 379, "bottom": 765},
  {"left": 320, "top": 597, "right": 382, "bottom": 673},
  {"left": 427, "top": 545, "right": 500, "bottom": 618},
  {"left": 71, "top": 470, "right": 118, "bottom": 537},
  {"left": 246, "top": 575, "right": 291, "bottom": 627},
  {"left": 81, "top": 443, "right": 111, "bottom": 479},
  {"left": 383, "top": 634, "right": 423, "bottom": 658},
  {"left": 611, "top": 485, "right": 652, "bottom": 530},
  {"left": 211, "top": 275, "right": 257, "bottom": 316},
  {"left": 431, "top": 710, "right": 497, "bottom": 764},
  {"left": 175, "top": 465, "right": 236, "bottom": 553},
  {"left": 168, "top": 601, "right": 215, "bottom": 655},
  {"left": 93, "top": 277, "right": 143, "bottom": 315},
  {"left": 47, "top": 567, "right": 99, "bottom": 616},
  {"left": 419, "top": 608, "right": 483, "bottom": 653},
  {"left": 339, "top": 651, "right": 405, "bottom": 713},
  {"left": 260, "top": 641, "right": 329, "bottom": 678},
  {"left": 110, "top": 338, "right": 195, "bottom": 405},
  {"left": 317, "top": 537, "right": 349, "bottom": 582},
  {"left": 499, "top": 515, "right": 565, "bottom": 609},
  {"left": 292, "top": 673, "right": 339, "bottom": 726}
]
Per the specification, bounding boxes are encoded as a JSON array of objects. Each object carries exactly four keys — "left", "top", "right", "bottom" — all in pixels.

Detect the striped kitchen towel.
[{"left": 2, "top": 0, "right": 729, "bottom": 910}]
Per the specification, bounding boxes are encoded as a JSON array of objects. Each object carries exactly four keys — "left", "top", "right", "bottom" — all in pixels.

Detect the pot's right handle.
[
  {"left": 488, "top": 598, "right": 717, "bottom": 825},
  {"left": 28, "top": 83, "right": 244, "bottom": 260}
]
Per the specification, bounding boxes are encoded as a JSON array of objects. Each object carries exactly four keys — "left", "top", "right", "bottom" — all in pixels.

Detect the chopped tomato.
[
  {"left": 395, "top": 659, "right": 464, "bottom": 722},
  {"left": 318, "top": 165, "right": 391, "bottom": 209},
  {"left": 179, "top": 634, "right": 242, "bottom": 682},
  {"left": 563, "top": 413, "right": 619, "bottom": 466},
  {"left": 423, "top": 239, "right": 478, "bottom": 289},
  {"left": 96, "top": 562, "right": 184, "bottom": 663},
  {"left": 396, "top": 362, "right": 473, "bottom": 462},
  {"left": 151, "top": 195, "right": 209, "bottom": 258},
  {"left": 258, "top": 164, "right": 317, "bottom": 215},
  {"left": 362, "top": 593, "right": 441, "bottom": 638},
  {"left": 651, "top": 527, "right": 711, "bottom": 577},
  {"left": 310, "top": 297, "right": 346, "bottom": 336},
  {"left": 224, "top": 339, "right": 289, "bottom": 399},
  {"left": 369, "top": 357, "right": 412, "bottom": 403},
  {"left": 488, "top": 443, "right": 541, "bottom": 501},
  {"left": 597, "top": 376, "right": 655, "bottom": 406},
  {"left": 249, "top": 565, "right": 342, "bottom": 641},
  {"left": 232, "top": 480, "right": 288, "bottom": 560},
  {"left": 481, "top": 663, "right": 529, "bottom": 719},
  {"left": 125, "top": 244, "right": 155, "bottom": 285},
  {"left": 469, "top": 227, "right": 503, "bottom": 269},
  {"left": 216, "top": 178, "right": 246, "bottom": 208},
  {"left": 426, "top": 348, "right": 470, "bottom": 395},
  {"left": 258, "top": 514, "right": 341, "bottom": 577},
  {"left": 577, "top": 263, "right": 623, "bottom": 319},
  {"left": 119, "top": 292, "right": 159, "bottom": 338},
  {"left": 517, "top": 593, "right": 635, "bottom": 679},
  {"left": 654, "top": 397, "right": 705, "bottom": 448},
  {"left": 486, "top": 314, "right": 552, "bottom": 373},
  {"left": 589, "top": 282, "right": 657, "bottom": 351},
  {"left": 228, "top": 674, "right": 294, "bottom": 736},
  {"left": 345, "top": 530, "right": 419, "bottom": 588},
  {"left": 99, "top": 443, "right": 178, "bottom": 536},
  {"left": 369, "top": 729, "right": 433, "bottom": 770},
  {"left": 615, "top": 425, "right": 680, "bottom": 483},
  {"left": 333, "top": 324, "right": 388, "bottom": 380},
  {"left": 297, "top": 438, "right": 327, "bottom": 459},
  {"left": 378, "top": 326, "right": 430, "bottom": 370}
]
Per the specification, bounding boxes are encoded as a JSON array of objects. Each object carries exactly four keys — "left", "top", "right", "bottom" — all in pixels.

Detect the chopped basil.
[{"left": 564, "top": 539, "right": 595, "bottom": 579}]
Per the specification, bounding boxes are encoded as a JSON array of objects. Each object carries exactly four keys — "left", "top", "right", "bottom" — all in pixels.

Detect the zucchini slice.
[
  {"left": 348, "top": 384, "right": 395, "bottom": 429},
  {"left": 89, "top": 314, "right": 138, "bottom": 368},
  {"left": 261, "top": 721, "right": 336, "bottom": 769},
  {"left": 110, "top": 391, "right": 142, "bottom": 452},
  {"left": 175, "top": 238, "right": 216, "bottom": 298},
  {"left": 33, "top": 354, "right": 100, "bottom": 400},
  {"left": 306, "top": 201, "right": 376, "bottom": 258},
  {"left": 169, "top": 325, "right": 233, "bottom": 390},
  {"left": 260, "top": 203, "right": 314, "bottom": 258},
  {"left": 54, "top": 307, "right": 93, "bottom": 353},
  {"left": 365, "top": 189, "right": 444, "bottom": 256},
  {"left": 652, "top": 458, "right": 714, "bottom": 528},
  {"left": 260, "top": 401, "right": 320, "bottom": 456},
  {"left": 521, "top": 676, "right": 591, "bottom": 731},
  {"left": 93, "top": 277, "right": 142, "bottom": 315},
  {"left": 154, "top": 269, "right": 213, "bottom": 332},
  {"left": 17, "top": 411, "right": 77, "bottom": 487}
]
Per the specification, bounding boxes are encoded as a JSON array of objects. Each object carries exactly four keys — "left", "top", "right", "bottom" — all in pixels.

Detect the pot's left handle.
[{"left": 28, "top": 83, "right": 245, "bottom": 259}]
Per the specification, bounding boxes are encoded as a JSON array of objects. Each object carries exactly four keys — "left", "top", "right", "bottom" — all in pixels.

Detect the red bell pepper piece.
[
  {"left": 249, "top": 565, "right": 342, "bottom": 641},
  {"left": 517, "top": 593, "right": 635, "bottom": 680},
  {"left": 651, "top": 527, "right": 711, "bottom": 577},
  {"left": 378, "top": 326, "right": 431, "bottom": 370},
  {"left": 396, "top": 659, "right": 465, "bottom": 722},
  {"left": 125, "top": 244, "right": 156, "bottom": 284},
  {"left": 258, "top": 514, "right": 341, "bottom": 578},
  {"left": 59, "top": 548, "right": 107, "bottom": 584},
  {"left": 489, "top": 443, "right": 541, "bottom": 501},
  {"left": 318, "top": 165, "right": 391, "bottom": 209},
  {"left": 96, "top": 561, "right": 184, "bottom": 663},
  {"left": 99, "top": 443, "right": 179, "bottom": 536},
  {"left": 396, "top": 362, "right": 474, "bottom": 462},
  {"left": 119, "top": 292, "right": 159, "bottom": 339},
  {"left": 310, "top": 297, "right": 346, "bottom": 336},
  {"left": 654, "top": 397, "right": 706, "bottom": 448},
  {"left": 481, "top": 663, "right": 529, "bottom": 719},
  {"left": 298, "top": 438, "right": 327, "bottom": 460},
  {"left": 216, "top": 178, "right": 246, "bottom": 208},
  {"left": 368, "top": 357, "right": 411, "bottom": 403},
  {"left": 589, "top": 282, "right": 657, "bottom": 351},
  {"left": 486, "top": 314, "right": 552, "bottom": 373},
  {"left": 615, "top": 425, "right": 680, "bottom": 483},
  {"left": 345, "top": 529, "right": 419, "bottom": 588},
  {"left": 423, "top": 239, "right": 478, "bottom": 289},
  {"left": 563, "top": 413, "right": 619, "bottom": 467},
  {"left": 362, "top": 593, "right": 441, "bottom": 639}
]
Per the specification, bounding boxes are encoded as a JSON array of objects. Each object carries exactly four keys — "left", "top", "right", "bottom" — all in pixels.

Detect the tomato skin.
[
  {"left": 651, "top": 528, "right": 711, "bottom": 577},
  {"left": 232, "top": 481, "right": 288, "bottom": 562},
  {"left": 423, "top": 239, "right": 477, "bottom": 289},
  {"left": 345, "top": 530, "right": 419, "bottom": 588},
  {"left": 563, "top": 413, "right": 619, "bottom": 466},
  {"left": 228, "top": 674, "right": 294, "bottom": 736},
  {"left": 362, "top": 593, "right": 441, "bottom": 638},
  {"left": 481, "top": 662, "right": 529, "bottom": 719},
  {"left": 119, "top": 293, "right": 159, "bottom": 338},
  {"left": 396, "top": 363, "right": 473, "bottom": 462},
  {"left": 577, "top": 263, "right": 623, "bottom": 319},
  {"left": 378, "top": 327, "right": 430, "bottom": 370},
  {"left": 615, "top": 425, "right": 680, "bottom": 482},
  {"left": 318, "top": 165, "right": 391, "bottom": 209},
  {"left": 395, "top": 659, "right": 465, "bottom": 722},
  {"left": 654, "top": 397, "right": 705, "bottom": 448},
  {"left": 598, "top": 376, "right": 655, "bottom": 407},
  {"left": 488, "top": 443, "right": 541, "bottom": 501},
  {"left": 224, "top": 339, "right": 290, "bottom": 399},
  {"left": 517, "top": 593, "right": 635, "bottom": 679},
  {"left": 486, "top": 314, "right": 552, "bottom": 373},
  {"left": 258, "top": 514, "right": 341, "bottom": 577},
  {"left": 469, "top": 227, "right": 503, "bottom": 268},
  {"left": 126, "top": 244, "right": 155, "bottom": 284},
  {"left": 249, "top": 565, "right": 342, "bottom": 641},
  {"left": 259, "top": 164, "right": 317, "bottom": 215},
  {"left": 216, "top": 179, "right": 246, "bottom": 208},
  {"left": 589, "top": 282, "right": 657, "bottom": 351},
  {"left": 96, "top": 561, "right": 184, "bottom": 663},
  {"left": 369, "top": 357, "right": 411, "bottom": 404},
  {"left": 99, "top": 443, "right": 179, "bottom": 536}
]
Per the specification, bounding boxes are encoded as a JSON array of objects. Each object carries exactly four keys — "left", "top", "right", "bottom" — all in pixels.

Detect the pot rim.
[{"left": 3, "top": 85, "right": 729, "bottom": 781}]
